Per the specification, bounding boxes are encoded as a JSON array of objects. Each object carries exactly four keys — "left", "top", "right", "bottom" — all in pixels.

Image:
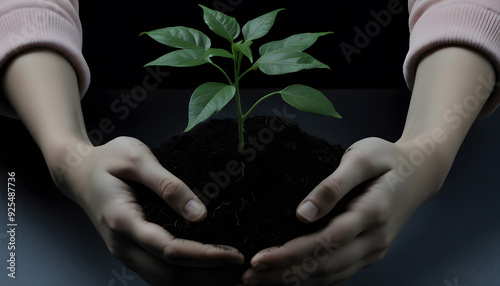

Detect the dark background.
[
  {"left": 2, "top": 1, "right": 500, "bottom": 285},
  {"left": 79, "top": 0, "right": 410, "bottom": 91}
]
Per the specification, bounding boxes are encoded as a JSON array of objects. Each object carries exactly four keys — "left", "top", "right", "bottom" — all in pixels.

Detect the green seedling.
[{"left": 141, "top": 5, "right": 341, "bottom": 150}]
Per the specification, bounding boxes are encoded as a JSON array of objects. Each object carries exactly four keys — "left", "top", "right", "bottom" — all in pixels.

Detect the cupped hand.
[
  {"left": 243, "top": 137, "right": 449, "bottom": 285},
  {"left": 48, "top": 136, "right": 244, "bottom": 285}
]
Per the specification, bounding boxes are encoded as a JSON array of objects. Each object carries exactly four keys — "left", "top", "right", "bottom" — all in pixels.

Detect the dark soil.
[{"left": 134, "top": 116, "right": 364, "bottom": 261}]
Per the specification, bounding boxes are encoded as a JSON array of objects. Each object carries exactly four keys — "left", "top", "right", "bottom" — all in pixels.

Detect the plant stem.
[
  {"left": 209, "top": 61, "right": 233, "bottom": 85},
  {"left": 235, "top": 83, "right": 245, "bottom": 151},
  {"left": 238, "top": 63, "right": 257, "bottom": 81},
  {"left": 242, "top": 91, "right": 281, "bottom": 121},
  {"left": 234, "top": 51, "right": 245, "bottom": 151}
]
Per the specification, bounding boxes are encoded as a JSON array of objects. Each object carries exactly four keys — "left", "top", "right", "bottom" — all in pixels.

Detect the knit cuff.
[
  {"left": 0, "top": 5, "right": 90, "bottom": 97},
  {"left": 404, "top": 3, "right": 500, "bottom": 116}
]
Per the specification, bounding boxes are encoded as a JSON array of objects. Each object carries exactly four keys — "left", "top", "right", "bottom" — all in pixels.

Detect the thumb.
[
  {"left": 108, "top": 137, "right": 207, "bottom": 222},
  {"left": 137, "top": 157, "right": 208, "bottom": 222},
  {"left": 296, "top": 138, "right": 392, "bottom": 223}
]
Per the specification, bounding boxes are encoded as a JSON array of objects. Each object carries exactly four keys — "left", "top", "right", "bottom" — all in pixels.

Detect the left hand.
[
  {"left": 48, "top": 136, "right": 244, "bottom": 286},
  {"left": 242, "top": 137, "right": 448, "bottom": 285}
]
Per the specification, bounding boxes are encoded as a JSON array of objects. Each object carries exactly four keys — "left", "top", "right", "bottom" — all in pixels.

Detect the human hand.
[
  {"left": 242, "top": 137, "right": 449, "bottom": 285},
  {"left": 2, "top": 47, "right": 247, "bottom": 285},
  {"left": 47, "top": 136, "right": 244, "bottom": 285}
]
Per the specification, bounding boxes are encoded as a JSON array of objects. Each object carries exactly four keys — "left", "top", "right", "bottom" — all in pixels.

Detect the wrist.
[
  {"left": 43, "top": 137, "right": 94, "bottom": 191},
  {"left": 394, "top": 131, "right": 456, "bottom": 194}
]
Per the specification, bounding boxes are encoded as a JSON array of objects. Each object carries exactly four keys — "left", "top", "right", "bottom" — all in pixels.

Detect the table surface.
[{"left": 1, "top": 89, "right": 499, "bottom": 286}]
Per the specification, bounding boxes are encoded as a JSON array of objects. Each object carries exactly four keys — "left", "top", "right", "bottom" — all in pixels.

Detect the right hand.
[
  {"left": 244, "top": 137, "right": 446, "bottom": 285},
  {"left": 48, "top": 136, "right": 244, "bottom": 285}
]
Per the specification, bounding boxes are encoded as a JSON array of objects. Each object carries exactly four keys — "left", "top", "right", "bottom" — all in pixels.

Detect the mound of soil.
[{"left": 135, "top": 116, "right": 363, "bottom": 261}]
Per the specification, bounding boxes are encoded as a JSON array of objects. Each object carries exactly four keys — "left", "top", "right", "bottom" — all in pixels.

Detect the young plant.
[{"left": 141, "top": 5, "right": 341, "bottom": 150}]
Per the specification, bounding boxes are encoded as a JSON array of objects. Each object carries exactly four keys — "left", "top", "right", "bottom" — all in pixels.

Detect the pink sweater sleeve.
[
  {"left": 404, "top": 0, "right": 500, "bottom": 116},
  {"left": 0, "top": 0, "right": 90, "bottom": 96}
]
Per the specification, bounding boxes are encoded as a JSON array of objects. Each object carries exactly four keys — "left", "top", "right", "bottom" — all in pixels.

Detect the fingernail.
[
  {"left": 253, "top": 263, "right": 268, "bottom": 271},
  {"left": 183, "top": 200, "right": 205, "bottom": 221},
  {"left": 297, "top": 201, "right": 318, "bottom": 222}
]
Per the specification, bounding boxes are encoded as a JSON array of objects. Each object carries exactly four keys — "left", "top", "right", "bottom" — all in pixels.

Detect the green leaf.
[
  {"left": 234, "top": 41, "right": 253, "bottom": 63},
  {"left": 259, "top": 32, "right": 333, "bottom": 55},
  {"left": 199, "top": 5, "right": 240, "bottom": 42},
  {"left": 145, "top": 48, "right": 208, "bottom": 67},
  {"left": 242, "top": 8, "right": 284, "bottom": 42},
  {"left": 204, "top": 48, "right": 234, "bottom": 59},
  {"left": 185, "top": 82, "right": 236, "bottom": 131},
  {"left": 279, "top": 85, "right": 341, "bottom": 118},
  {"left": 140, "top": 26, "right": 211, "bottom": 50},
  {"left": 257, "top": 51, "right": 330, "bottom": 75}
]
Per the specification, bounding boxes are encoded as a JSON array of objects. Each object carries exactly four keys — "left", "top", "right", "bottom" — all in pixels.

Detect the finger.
[
  {"left": 250, "top": 208, "right": 380, "bottom": 269},
  {"left": 117, "top": 238, "right": 244, "bottom": 286},
  {"left": 243, "top": 253, "right": 381, "bottom": 286},
  {"left": 297, "top": 140, "right": 392, "bottom": 223},
  {"left": 113, "top": 238, "right": 177, "bottom": 286},
  {"left": 304, "top": 229, "right": 384, "bottom": 278},
  {"left": 320, "top": 251, "right": 386, "bottom": 285},
  {"left": 128, "top": 218, "right": 244, "bottom": 267},
  {"left": 107, "top": 137, "right": 207, "bottom": 222},
  {"left": 244, "top": 228, "right": 385, "bottom": 285},
  {"left": 115, "top": 193, "right": 244, "bottom": 266},
  {"left": 134, "top": 156, "right": 207, "bottom": 222},
  {"left": 103, "top": 176, "right": 244, "bottom": 267},
  {"left": 242, "top": 251, "right": 376, "bottom": 286}
]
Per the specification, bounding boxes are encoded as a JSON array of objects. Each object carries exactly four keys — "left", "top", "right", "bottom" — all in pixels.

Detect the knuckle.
[
  {"left": 320, "top": 177, "right": 344, "bottom": 204},
  {"left": 353, "top": 199, "right": 390, "bottom": 226},
  {"left": 374, "top": 205, "right": 390, "bottom": 225},
  {"left": 162, "top": 244, "right": 179, "bottom": 262},
  {"left": 343, "top": 141, "right": 380, "bottom": 167},
  {"left": 112, "top": 136, "right": 151, "bottom": 166},
  {"left": 354, "top": 137, "right": 388, "bottom": 150},
  {"left": 104, "top": 210, "right": 129, "bottom": 236},
  {"left": 124, "top": 146, "right": 146, "bottom": 166},
  {"left": 157, "top": 176, "right": 183, "bottom": 202},
  {"left": 107, "top": 149, "right": 145, "bottom": 177},
  {"left": 350, "top": 151, "right": 376, "bottom": 169},
  {"left": 114, "top": 136, "right": 141, "bottom": 145},
  {"left": 360, "top": 202, "right": 390, "bottom": 226},
  {"left": 374, "top": 234, "right": 393, "bottom": 251}
]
